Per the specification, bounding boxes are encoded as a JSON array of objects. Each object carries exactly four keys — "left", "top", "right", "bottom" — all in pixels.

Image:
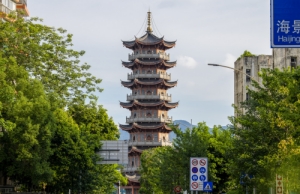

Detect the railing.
[
  {"left": 0, "top": 3, "right": 12, "bottom": 15},
  {"left": 126, "top": 116, "right": 172, "bottom": 123},
  {"left": 122, "top": 166, "right": 140, "bottom": 172},
  {"left": 127, "top": 94, "right": 171, "bottom": 101},
  {"left": 128, "top": 53, "right": 170, "bottom": 61},
  {"left": 128, "top": 73, "right": 171, "bottom": 80},
  {"left": 128, "top": 139, "right": 172, "bottom": 146}
]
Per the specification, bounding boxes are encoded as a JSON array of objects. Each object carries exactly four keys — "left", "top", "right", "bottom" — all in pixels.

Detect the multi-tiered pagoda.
[{"left": 119, "top": 11, "right": 178, "bottom": 193}]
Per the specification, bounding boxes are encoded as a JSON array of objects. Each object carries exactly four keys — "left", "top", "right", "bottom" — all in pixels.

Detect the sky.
[{"left": 30, "top": 0, "right": 272, "bottom": 128}]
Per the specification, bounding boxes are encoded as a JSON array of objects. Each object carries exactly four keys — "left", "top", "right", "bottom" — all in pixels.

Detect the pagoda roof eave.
[
  {"left": 121, "top": 79, "right": 177, "bottom": 88},
  {"left": 120, "top": 100, "right": 179, "bottom": 109},
  {"left": 119, "top": 123, "right": 172, "bottom": 131},
  {"left": 122, "top": 59, "right": 177, "bottom": 69}
]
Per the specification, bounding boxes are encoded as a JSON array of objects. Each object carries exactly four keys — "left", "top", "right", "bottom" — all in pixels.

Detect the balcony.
[
  {"left": 127, "top": 94, "right": 172, "bottom": 101},
  {"left": 128, "top": 53, "right": 170, "bottom": 61},
  {"left": 128, "top": 72, "right": 171, "bottom": 80},
  {"left": 126, "top": 116, "right": 172, "bottom": 124},
  {"left": 0, "top": 3, "right": 13, "bottom": 17},
  {"left": 128, "top": 139, "right": 172, "bottom": 147},
  {"left": 123, "top": 166, "right": 140, "bottom": 173}
]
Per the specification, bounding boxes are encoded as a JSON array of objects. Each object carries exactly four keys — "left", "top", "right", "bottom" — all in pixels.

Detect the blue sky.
[{"left": 30, "top": 0, "right": 272, "bottom": 127}]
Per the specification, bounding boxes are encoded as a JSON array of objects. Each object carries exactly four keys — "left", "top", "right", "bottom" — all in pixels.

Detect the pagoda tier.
[
  {"left": 122, "top": 33, "right": 176, "bottom": 50},
  {"left": 119, "top": 123, "right": 172, "bottom": 132},
  {"left": 121, "top": 79, "right": 177, "bottom": 89},
  {"left": 120, "top": 100, "right": 178, "bottom": 111},
  {"left": 122, "top": 59, "right": 176, "bottom": 70}
]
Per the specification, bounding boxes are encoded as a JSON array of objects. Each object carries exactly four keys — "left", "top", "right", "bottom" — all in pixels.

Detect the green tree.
[
  {"left": 229, "top": 68, "right": 300, "bottom": 192},
  {"left": 0, "top": 17, "right": 126, "bottom": 193},
  {"left": 140, "top": 122, "right": 233, "bottom": 194}
]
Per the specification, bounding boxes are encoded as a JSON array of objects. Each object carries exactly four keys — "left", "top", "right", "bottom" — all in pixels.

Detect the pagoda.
[{"left": 119, "top": 11, "right": 178, "bottom": 193}]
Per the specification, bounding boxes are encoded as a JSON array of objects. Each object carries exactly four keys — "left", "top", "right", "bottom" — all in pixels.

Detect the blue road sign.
[
  {"left": 192, "top": 167, "right": 198, "bottom": 173},
  {"left": 203, "top": 182, "right": 213, "bottom": 192},
  {"left": 199, "top": 175, "right": 206, "bottom": 181},
  {"left": 271, "top": 0, "right": 300, "bottom": 47},
  {"left": 199, "top": 167, "right": 206, "bottom": 174},
  {"left": 192, "top": 175, "right": 198, "bottom": 181}
]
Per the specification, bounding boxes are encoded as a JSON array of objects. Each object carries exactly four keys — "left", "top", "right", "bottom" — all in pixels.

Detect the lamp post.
[{"left": 207, "top": 63, "right": 257, "bottom": 81}]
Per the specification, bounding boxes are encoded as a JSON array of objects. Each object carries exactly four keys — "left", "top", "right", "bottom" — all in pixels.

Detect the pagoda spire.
[{"left": 146, "top": 10, "right": 153, "bottom": 33}]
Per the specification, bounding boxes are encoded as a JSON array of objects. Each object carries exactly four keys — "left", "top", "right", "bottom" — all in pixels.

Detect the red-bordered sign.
[
  {"left": 199, "top": 159, "right": 206, "bottom": 166},
  {"left": 192, "top": 159, "right": 198, "bottom": 166},
  {"left": 191, "top": 182, "right": 198, "bottom": 189},
  {"left": 174, "top": 186, "right": 181, "bottom": 193}
]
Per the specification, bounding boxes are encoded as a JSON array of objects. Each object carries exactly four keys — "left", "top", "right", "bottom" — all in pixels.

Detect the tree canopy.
[
  {"left": 140, "top": 123, "right": 233, "bottom": 194},
  {"left": 0, "top": 17, "right": 125, "bottom": 193},
  {"left": 229, "top": 67, "right": 300, "bottom": 193}
]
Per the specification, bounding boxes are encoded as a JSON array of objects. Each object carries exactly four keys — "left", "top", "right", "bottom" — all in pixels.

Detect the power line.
[
  {"left": 135, "top": 13, "right": 147, "bottom": 37},
  {"left": 151, "top": 13, "right": 163, "bottom": 37}
]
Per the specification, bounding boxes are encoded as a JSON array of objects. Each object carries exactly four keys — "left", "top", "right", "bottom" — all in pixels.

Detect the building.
[
  {"left": 234, "top": 48, "right": 300, "bottom": 114},
  {"left": 0, "top": 0, "right": 29, "bottom": 21},
  {"left": 119, "top": 11, "right": 178, "bottom": 194}
]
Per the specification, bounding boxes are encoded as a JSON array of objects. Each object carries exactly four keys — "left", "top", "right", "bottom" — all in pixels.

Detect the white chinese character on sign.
[
  {"left": 292, "top": 20, "right": 300, "bottom": 34},
  {"left": 277, "top": 20, "right": 290, "bottom": 34}
]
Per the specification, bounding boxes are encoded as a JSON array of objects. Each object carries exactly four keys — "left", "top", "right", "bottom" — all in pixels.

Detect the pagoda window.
[
  {"left": 146, "top": 112, "right": 152, "bottom": 117},
  {"left": 133, "top": 136, "right": 136, "bottom": 141},
  {"left": 154, "top": 134, "right": 158, "bottom": 142},
  {"left": 134, "top": 113, "right": 136, "bottom": 118},
  {"left": 147, "top": 70, "right": 151, "bottom": 74},
  {"left": 132, "top": 161, "right": 134, "bottom": 167},
  {"left": 163, "top": 136, "right": 166, "bottom": 142},
  {"left": 146, "top": 91, "right": 151, "bottom": 95},
  {"left": 142, "top": 70, "right": 145, "bottom": 74},
  {"left": 142, "top": 90, "right": 145, "bottom": 95},
  {"left": 147, "top": 50, "right": 151, "bottom": 54},
  {"left": 134, "top": 91, "right": 137, "bottom": 95},
  {"left": 161, "top": 92, "right": 164, "bottom": 96},
  {"left": 140, "top": 134, "right": 144, "bottom": 141},
  {"left": 162, "top": 114, "right": 165, "bottom": 118}
]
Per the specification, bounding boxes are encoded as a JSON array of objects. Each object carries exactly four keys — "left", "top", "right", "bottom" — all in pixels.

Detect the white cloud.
[
  {"left": 223, "top": 53, "right": 237, "bottom": 68},
  {"left": 177, "top": 56, "right": 198, "bottom": 69}
]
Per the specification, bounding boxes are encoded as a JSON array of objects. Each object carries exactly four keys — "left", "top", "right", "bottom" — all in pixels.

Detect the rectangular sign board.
[
  {"left": 271, "top": 0, "right": 300, "bottom": 48},
  {"left": 190, "top": 157, "right": 208, "bottom": 191}
]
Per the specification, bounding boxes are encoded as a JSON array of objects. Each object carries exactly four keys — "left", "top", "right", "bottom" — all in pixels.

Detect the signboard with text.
[
  {"left": 190, "top": 157, "right": 208, "bottom": 191},
  {"left": 271, "top": 0, "right": 300, "bottom": 48}
]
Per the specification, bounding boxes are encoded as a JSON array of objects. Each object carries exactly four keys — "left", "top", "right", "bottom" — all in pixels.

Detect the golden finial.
[{"left": 147, "top": 10, "right": 153, "bottom": 33}]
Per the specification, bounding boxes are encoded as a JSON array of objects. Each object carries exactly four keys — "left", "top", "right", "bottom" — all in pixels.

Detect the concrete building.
[{"left": 234, "top": 48, "right": 300, "bottom": 114}]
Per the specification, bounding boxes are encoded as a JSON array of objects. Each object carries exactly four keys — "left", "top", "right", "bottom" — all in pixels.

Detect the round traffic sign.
[
  {"left": 192, "top": 167, "right": 198, "bottom": 173},
  {"left": 191, "top": 182, "right": 198, "bottom": 189},
  {"left": 192, "top": 159, "right": 198, "bottom": 166},
  {"left": 199, "top": 159, "right": 206, "bottom": 166},
  {"left": 192, "top": 175, "right": 198, "bottom": 181},
  {"left": 199, "top": 167, "right": 206, "bottom": 174},
  {"left": 199, "top": 175, "right": 206, "bottom": 181},
  {"left": 174, "top": 186, "right": 181, "bottom": 193}
]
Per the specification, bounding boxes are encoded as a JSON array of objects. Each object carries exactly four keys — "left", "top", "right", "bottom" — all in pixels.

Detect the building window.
[
  {"left": 246, "top": 69, "right": 251, "bottom": 82},
  {"left": 147, "top": 90, "right": 151, "bottom": 95},
  {"left": 291, "top": 57, "right": 297, "bottom": 68},
  {"left": 146, "top": 135, "right": 152, "bottom": 141},
  {"left": 133, "top": 136, "right": 136, "bottom": 141},
  {"left": 246, "top": 92, "right": 250, "bottom": 101},
  {"left": 146, "top": 113, "right": 151, "bottom": 117}
]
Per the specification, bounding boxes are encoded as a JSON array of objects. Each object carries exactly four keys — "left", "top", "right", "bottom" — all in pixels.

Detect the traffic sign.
[
  {"left": 203, "top": 182, "right": 213, "bottom": 192},
  {"left": 199, "top": 175, "right": 206, "bottom": 181},
  {"left": 190, "top": 157, "right": 208, "bottom": 191},
  {"left": 174, "top": 186, "right": 181, "bottom": 193},
  {"left": 192, "top": 159, "right": 198, "bottom": 166},
  {"left": 271, "top": 0, "right": 300, "bottom": 47},
  {"left": 199, "top": 167, "right": 206, "bottom": 174},
  {"left": 191, "top": 182, "right": 198, "bottom": 189},
  {"left": 192, "top": 175, "right": 198, "bottom": 181}
]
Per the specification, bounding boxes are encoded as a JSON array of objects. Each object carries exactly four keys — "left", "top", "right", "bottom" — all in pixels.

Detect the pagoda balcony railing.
[
  {"left": 126, "top": 116, "right": 172, "bottom": 124},
  {"left": 0, "top": 3, "right": 13, "bottom": 15},
  {"left": 128, "top": 72, "right": 171, "bottom": 80},
  {"left": 128, "top": 53, "right": 170, "bottom": 61},
  {"left": 122, "top": 166, "right": 140, "bottom": 173},
  {"left": 128, "top": 139, "right": 172, "bottom": 147},
  {"left": 127, "top": 94, "right": 171, "bottom": 101}
]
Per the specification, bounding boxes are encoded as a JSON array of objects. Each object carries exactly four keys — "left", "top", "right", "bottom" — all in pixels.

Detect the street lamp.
[{"left": 207, "top": 63, "right": 257, "bottom": 81}]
